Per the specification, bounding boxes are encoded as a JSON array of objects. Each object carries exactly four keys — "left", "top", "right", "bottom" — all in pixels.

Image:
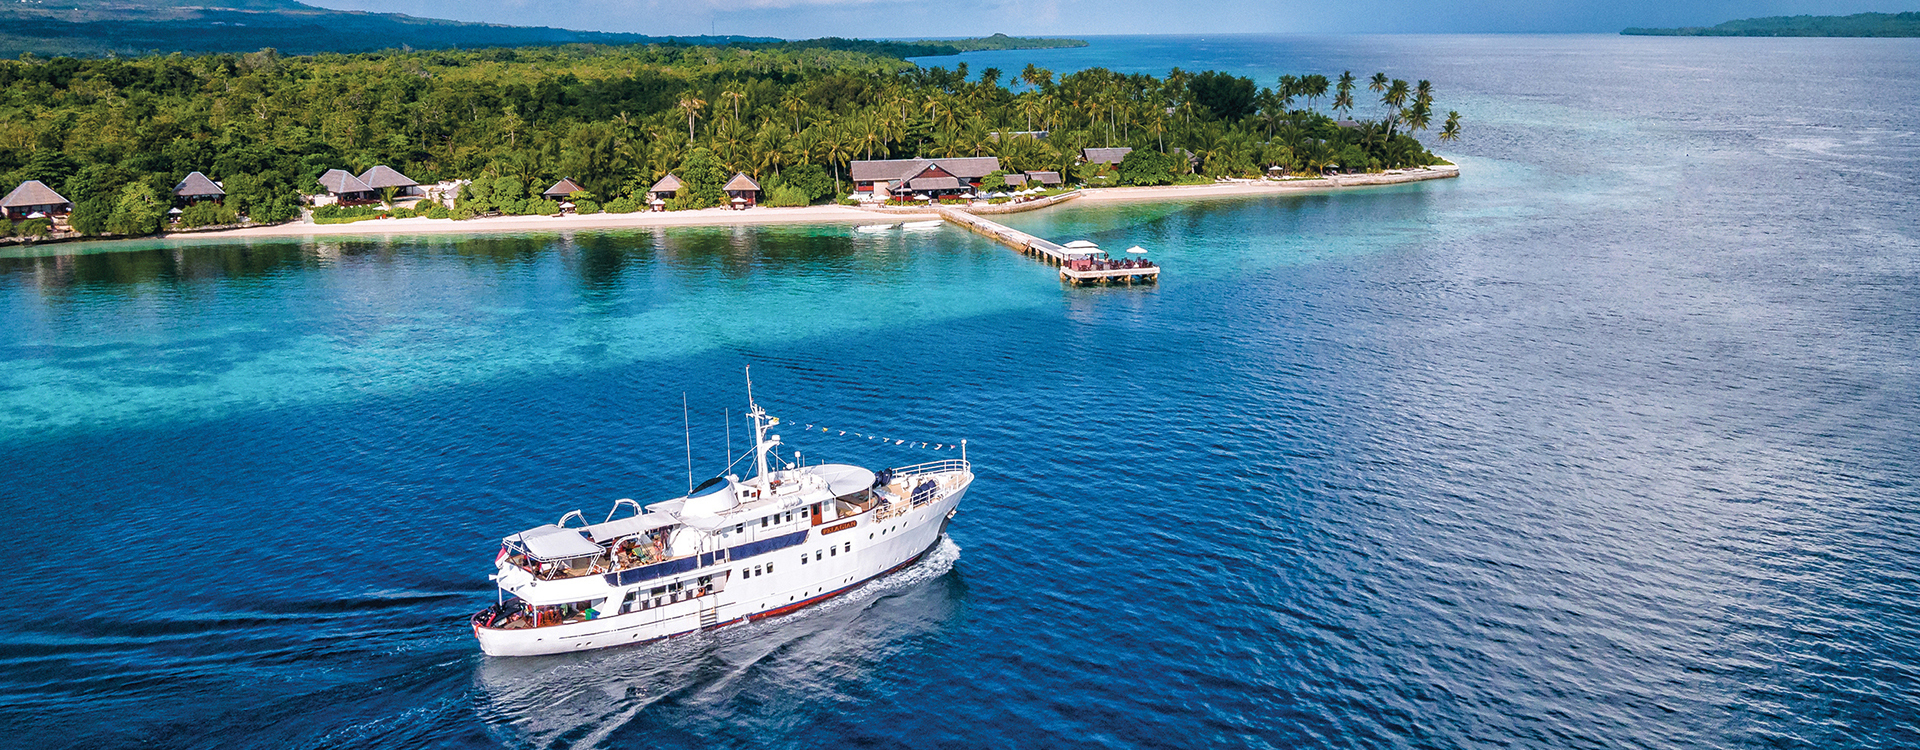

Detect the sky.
[{"left": 301, "top": 0, "right": 1915, "bottom": 38}]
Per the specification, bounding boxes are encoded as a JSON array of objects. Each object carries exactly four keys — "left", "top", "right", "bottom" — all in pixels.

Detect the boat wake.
[{"left": 472, "top": 537, "right": 963, "bottom": 749}]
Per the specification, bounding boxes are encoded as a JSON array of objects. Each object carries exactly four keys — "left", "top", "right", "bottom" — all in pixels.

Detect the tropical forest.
[{"left": 0, "top": 42, "right": 1461, "bottom": 237}]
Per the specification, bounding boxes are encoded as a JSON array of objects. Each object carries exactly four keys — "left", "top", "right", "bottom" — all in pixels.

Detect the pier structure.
[{"left": 937, "top": 208, "right": 1159, "bottom": 285}]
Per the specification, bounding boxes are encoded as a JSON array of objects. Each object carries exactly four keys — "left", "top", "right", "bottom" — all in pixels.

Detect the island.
[
  {"left": 1623, "top": 11, "right": 1920, "bottom": 37},
  {"left": 0, "top": 43, "right": 1459, "bottom": 246},
  {"left": 0, "top": 0, "right": 1087, "bottom": 58}
]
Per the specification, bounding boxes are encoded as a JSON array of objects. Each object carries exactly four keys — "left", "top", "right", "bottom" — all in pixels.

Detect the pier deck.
[{"left": 937, "top": 208, "right": 1160, "bottom": 285}]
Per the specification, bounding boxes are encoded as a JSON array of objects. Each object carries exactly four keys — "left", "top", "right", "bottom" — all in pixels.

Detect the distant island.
[
  {"left": 0, "top": 0, "right": 1087, "bottom": 58},
  {"left": 1623, "top": 11, "right": 1920, "bottom": 37},
  {"left": 909, "top": 34, "right": 1089, "bottom": 53}
]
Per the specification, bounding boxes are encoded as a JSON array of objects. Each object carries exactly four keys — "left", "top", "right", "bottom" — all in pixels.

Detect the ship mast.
[{"left": 746, "top": 367, "right": 778, "bottom": 493}]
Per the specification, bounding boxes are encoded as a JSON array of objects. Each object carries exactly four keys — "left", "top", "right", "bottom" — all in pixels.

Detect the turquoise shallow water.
[{"left": 2, "top": 34, "right": 1918, "bottom": 750}]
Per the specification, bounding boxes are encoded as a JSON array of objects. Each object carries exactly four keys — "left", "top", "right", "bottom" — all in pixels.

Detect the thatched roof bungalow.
[
  {"left": 648, "top": 174, "right": 684, "bottom": 202},
  {"left": 316, "top": 169, "right": 375, "bottom": 204},
  {"left": 1025, "top": 171, "right": 1063, "bottom": 186},
  {"left": 1081, "top": 147, "right": 1133, "bottom": 166},
  {"left": 173, "top": 171, "right": 225, "bottom": 204},
  {"left": 542, "top": 178, "right": 585, "bottom": 199},
  {"left": 724, "top": 173, "right": 761, "bottom": 208},
  {"left": 358, "top": 165, "right": 419, "bottom": 195},
  {"left": 2, "top": 180, "right": 72, "bottom": 219}
]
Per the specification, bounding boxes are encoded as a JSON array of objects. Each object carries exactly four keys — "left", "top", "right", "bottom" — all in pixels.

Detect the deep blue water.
[{"left": 3, "top": 34, "right": 1918, "bottom": 749}]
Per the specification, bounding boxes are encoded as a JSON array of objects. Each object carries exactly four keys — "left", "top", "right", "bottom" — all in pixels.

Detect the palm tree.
[
  {"left": 1335, "top": 71, "right": 1356, "bottom": 117},
  {"left": 678, "top": 95, "right": 706, "bottom": 142},
  {"left": 780, "top": 93, "right": 807, "bottom": 133},
  {"left": 1369, "top": 72, "right": 1389, "bottom": 94},
  {"left": 813, "top": 125, "right": 852, "bottom": 196},
  {"left": 1304, "top": 74, "right": 1330, "bottom": 112},
  {"left": 1438, "top": 111, "right": 1462, "bottom": 143},
  {"left": 722, "top": 89, "right": 745, "bottom": 122},
  {"left": 1277, "top": 74, "right": 1300, "bottom": 111},
  {"left": 856, "top": 113, "right": 887, "bottom": 161},
  {"left": 1016, "top": 94, "right": 1045, "bottom": 133}
]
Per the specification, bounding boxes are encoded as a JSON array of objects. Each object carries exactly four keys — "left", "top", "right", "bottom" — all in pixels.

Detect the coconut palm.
[
  {"left": 1304, "top": 74, "right": 1330, "bottom": 112},
  {"left": 1334, "top": 71, "right": 1356, "bottom": 116},
  {"left": 722, "top": 89, "right": 745, "bottom": 122},
  {"left": 1369, "top": 72, "right": 1389, "bottom": 94},
  {"left": 780, "top": 93, "right": 807, "bottom": 132},
  {"left": 678, "top": 95, "right": 705, "bottom": 142},
  {"left": 1438, "top": 111, "right": 1462, "bottom": 142}
]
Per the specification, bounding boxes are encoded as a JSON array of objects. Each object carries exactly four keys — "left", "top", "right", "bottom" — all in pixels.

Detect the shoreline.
[{"left": 37, "top": 166, "right": 1459, "bottom": 249}]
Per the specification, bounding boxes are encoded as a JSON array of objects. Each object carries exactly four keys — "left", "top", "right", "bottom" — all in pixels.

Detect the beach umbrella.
[
  {"left": 27, "top": 212, "right": 46, "bottom": 219},
  {"left": 1126, "top": 246, "right": 1148, "bottom": 254},
  {"left": 559, "top": 201, "right": 576, "bottom": 209},
  {"left": 166, "top": 208, "right": 183, "bottom": 216},
  {"left": 1065, "top": 240, "right": 1099, "bottom": 249},
  {"left": 918, "top": 194, "right": 933, "bottom": 201}
]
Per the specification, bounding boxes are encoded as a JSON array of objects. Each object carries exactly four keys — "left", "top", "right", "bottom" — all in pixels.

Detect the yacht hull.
[{"left": 475, "top": 483, "right": 966, "bottom": 657}]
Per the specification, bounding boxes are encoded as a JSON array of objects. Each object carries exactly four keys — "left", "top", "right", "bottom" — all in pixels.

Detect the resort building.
[
  {"left": 542, "top": 178, "right": 585, "bottom": 200},
  {"left": 648, "top": 174, "right": 683, "bottom": 205},
  {"left": 358, "top": 165, "right": 420, "bottom": 199},
  {"left": 2, "top": 180, "right": 72, "bottom": 220},
  {"left": 315, "top": 169, "right": 376, "bottom": 206},
  {"left": 1081, "top": 147, "right": 1133, "bottom": 167},
  {"left": 723, "top": 173, "right": 761, "bottom": 208},
  {"left": 173, "top": 171, "right": 225, "bottom": 204},
  {"left": 850, "top": 157, "right": 1001, "bottom": 199},
  {"left": 1003, "top": 173, "right": 1027, "bottom": 187},
  {"left": 1025, "top": 171, "right": 1063, "bottom": 187}
]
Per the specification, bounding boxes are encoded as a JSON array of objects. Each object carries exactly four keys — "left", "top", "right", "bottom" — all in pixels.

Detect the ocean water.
[{"left": 3, "top": 34, "right": 1918, "bottom": 749}]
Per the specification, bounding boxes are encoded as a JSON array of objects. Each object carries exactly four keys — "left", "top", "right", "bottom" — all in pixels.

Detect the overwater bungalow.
[
  {"left": 851, "top": 157, "right": 1000, "bottom": 200},
  {"left": 315, "top": 169, "right": 376, "bottom": 205},
  {"left": 2, "top": 180, "right": 72, "bottom": 220},
  {"left": 723, "top": 173, "right": 761, "bottom": 209},
  {"left": 173, "top": 171, "right": 225, "bottom": 204}
]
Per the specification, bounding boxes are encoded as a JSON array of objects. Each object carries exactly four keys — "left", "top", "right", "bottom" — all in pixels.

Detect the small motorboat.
[
  {"left": 855, "top": 223, "right": 900, "bottom": 233},
  {"left": 901, "top": 220, "right": 943, "bottom": 230}
]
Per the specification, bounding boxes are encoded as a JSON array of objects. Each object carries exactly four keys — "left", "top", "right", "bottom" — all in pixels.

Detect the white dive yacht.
[{"left": 471, "top": 387, "right": 972, "bottom": 657}]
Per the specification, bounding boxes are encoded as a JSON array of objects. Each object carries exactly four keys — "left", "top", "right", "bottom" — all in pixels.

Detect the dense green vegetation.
[
  {"left": 1624, "top": 11, "right": 1920, "bottom": 36},
  {"left": 920, "top": 34, "right": 1089, "bottom": 53},
  {"left": 0, "top": 0, "right": 1087, "bottom": 59},
  {"left": 0, "top": 0, "right": 777, "bottom": 58},
  {"left": 0, "top": 43, "right": 1458, "bottom": 237}
]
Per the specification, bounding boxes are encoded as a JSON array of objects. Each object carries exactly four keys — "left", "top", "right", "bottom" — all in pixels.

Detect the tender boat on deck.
[{"left": 471, "top": 386, "right": 972, "bottom": 657}]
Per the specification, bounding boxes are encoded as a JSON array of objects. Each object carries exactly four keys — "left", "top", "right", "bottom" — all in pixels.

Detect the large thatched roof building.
[
  {"left": 2, "top": 180, "right": 72, "bottom": 219},
  {"left": 173, "top": 171, "right": 226, "bottom": 203}
]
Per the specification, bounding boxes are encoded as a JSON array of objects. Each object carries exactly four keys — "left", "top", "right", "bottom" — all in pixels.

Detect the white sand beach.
[
  {"left": 161, "top": 204, "right": 942, "bottom": 241},
  {"left": 153, "top": 165, "right": 1456, "bottom": 242}
]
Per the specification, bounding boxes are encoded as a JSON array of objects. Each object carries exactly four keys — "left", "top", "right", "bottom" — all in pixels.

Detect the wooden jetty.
[{"left": 937, "top": 208, "right": 1160, "bottom": 285}]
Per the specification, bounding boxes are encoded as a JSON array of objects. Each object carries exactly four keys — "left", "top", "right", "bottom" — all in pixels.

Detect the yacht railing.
[{"left": 887, "top": 458, "right": 971, "bottom": 479}]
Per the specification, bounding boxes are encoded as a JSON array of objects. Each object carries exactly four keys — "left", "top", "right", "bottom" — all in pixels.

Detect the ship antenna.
[
  {"left": 725, "top": 407, "right": 732, "bottom": 468},
  {"left": 683, "top": 392, "right": 693, "bottom": 495}
]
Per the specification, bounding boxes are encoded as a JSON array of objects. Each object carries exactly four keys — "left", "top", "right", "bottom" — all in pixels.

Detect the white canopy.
[
  {"left": 505, "top": 524, "right": 603, "bottom": 561},
  {"left": 1126, "top": 246, "right": 1149, "bottom": 254},
  {"left": 807, "top": 463, "right": 877, "bottom": 498},
  {"left": 583, "top": 512, "right": 678, "bottom": 544},
  {"left": 1064, "top": 240, "right": 1100, "bottom": 249}
]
